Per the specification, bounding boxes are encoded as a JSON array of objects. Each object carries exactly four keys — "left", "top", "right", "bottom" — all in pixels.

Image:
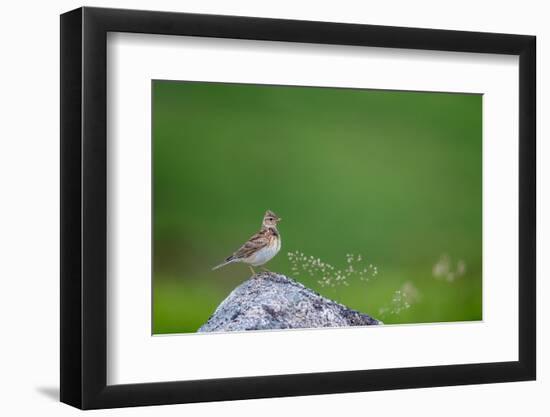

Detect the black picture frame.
[{"left": 60, "top": 6, "right": 536, "bottom": 410}]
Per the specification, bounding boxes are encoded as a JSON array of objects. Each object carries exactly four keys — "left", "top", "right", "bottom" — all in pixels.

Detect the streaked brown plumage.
[{"left": 212, "top": 210, "right": 282, "bottom": 274}]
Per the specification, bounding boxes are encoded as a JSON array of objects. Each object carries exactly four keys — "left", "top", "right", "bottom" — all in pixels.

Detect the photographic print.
[
  {"left": 61, "top": 9, "right": 536, "bottom": 408},
  {"left": 152, "top": 80, "right": 482, "bottom": 335}
]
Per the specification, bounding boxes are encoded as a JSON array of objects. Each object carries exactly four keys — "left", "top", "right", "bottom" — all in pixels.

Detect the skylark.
[{"left": 212, "top": 210, "right": 282, "bottom": 275}]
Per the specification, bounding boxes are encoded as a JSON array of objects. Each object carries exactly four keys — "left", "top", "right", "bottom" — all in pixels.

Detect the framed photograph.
[{"left": 60, "top": 6, "right": 536, "bottom": 409}]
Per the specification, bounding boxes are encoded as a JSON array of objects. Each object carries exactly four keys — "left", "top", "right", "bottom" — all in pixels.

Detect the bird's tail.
[{"left": 212, "top": 256, "right": 236, "bottom": 271}]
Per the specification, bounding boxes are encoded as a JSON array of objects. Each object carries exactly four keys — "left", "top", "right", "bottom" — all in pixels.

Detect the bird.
[{"left": 212, "top": 210, "right": 282, "bottom": 275}]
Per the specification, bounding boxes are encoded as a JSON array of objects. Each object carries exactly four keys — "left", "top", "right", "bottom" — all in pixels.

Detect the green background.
[{"left": 153, "top": 80, "right": 482, "bottom": 334}]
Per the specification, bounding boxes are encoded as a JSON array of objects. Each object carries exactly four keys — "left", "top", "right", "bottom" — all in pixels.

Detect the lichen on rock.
[{"left": 198, "top": 272, "right": 381, "bottom": 332}]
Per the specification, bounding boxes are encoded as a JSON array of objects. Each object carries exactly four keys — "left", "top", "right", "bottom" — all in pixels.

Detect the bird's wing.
[{"left": 231, "top": 231, "right": 270, "bottom": 260}]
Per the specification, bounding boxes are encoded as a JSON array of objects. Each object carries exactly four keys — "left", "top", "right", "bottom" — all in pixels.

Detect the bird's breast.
[
  {"left": 248, "top": 236, "right": 280, "bottom": 266},
  {"left": 275, "top": 234, "right": 281, "bottom": 252}
]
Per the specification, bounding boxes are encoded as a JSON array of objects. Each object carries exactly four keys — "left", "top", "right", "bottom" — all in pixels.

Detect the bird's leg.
[
  {"left": 248, "top": 266, "right": 256, "bottom": 275},
  {"left": 261, "top": 266, "right": 271, "bottom": 272}
]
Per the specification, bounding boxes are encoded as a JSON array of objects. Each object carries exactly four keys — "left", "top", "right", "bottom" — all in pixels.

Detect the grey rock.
[{"left": 198, "top": 272, "right": 381, "bottom": 332}]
